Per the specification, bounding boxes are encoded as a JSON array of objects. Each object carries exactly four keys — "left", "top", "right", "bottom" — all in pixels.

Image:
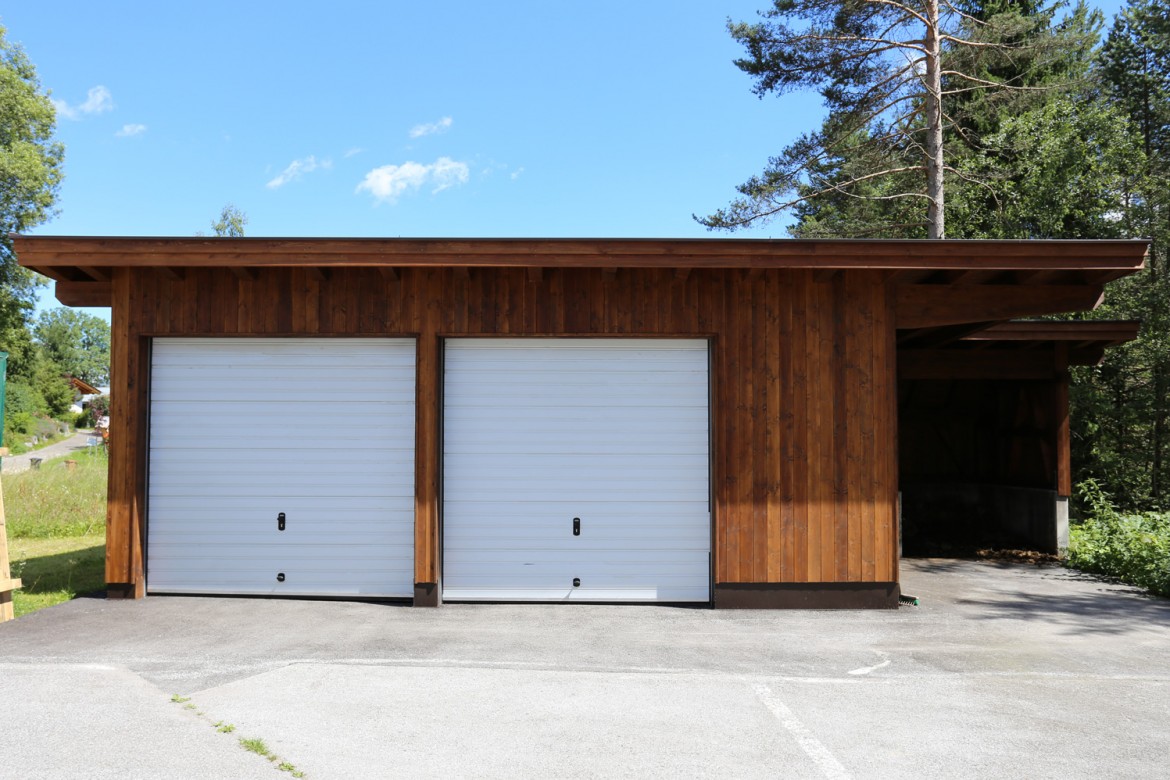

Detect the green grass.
[
  {"left": 239, "top": 737, "right": 273, "bottom": 758},
  {"left": 7, "top": 537, "right": 105, "bottom": 617},
  {"left": 4, "top": 429, "right": 74, "bottom": 456},
  {"left": 4, "top": 446, "right": 108, "bottom": 617},
  {"left": 6, "top": 446, "right": 108, "bottom": 538}
]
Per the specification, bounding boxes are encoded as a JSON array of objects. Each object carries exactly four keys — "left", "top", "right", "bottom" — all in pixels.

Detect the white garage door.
[
  {"left": 443, "top": 339, "right": 711, "bottom": 602},
  {"left": 147, "top": 338, "right": 416, "bottom": 597}
]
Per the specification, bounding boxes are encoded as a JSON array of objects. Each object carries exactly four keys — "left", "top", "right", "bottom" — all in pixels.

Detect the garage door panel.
[
  {"left": 148, "top": 338, "right": 416, "bottom": 598},
  {"left": 153, "top": 495, "right": 410, "bottom": 512},
  {"left": 150, "top": 450, "right": 416, "bottom": 468},
  {"left": 443, "top": 339, "right": 710, "bottom": 603},
  {"left": 149, "top": 465, "right": 415, "bottom": 484}
]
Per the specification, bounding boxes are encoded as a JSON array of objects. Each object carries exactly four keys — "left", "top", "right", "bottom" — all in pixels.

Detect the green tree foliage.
[
  {"left": 778, "top": 2, "right": 1128, "bottom": 239},
  {"left": 1069, "top": 0, "right": 1170, "bottom": 509},
  {"left": 211, "top": 204, "right": 247, "bottom": 237},
  {"left": 697, "top": 0, "right": 1085, "bottom": 238},
  {"left": 29, "top": 351, "right": 72, "bottom": 417},
  {"left": 33, "top": 308, "right": 111, "bottom": 385},
  {"left": 0, "top": 24, "right": 63, "bottom": 361}
]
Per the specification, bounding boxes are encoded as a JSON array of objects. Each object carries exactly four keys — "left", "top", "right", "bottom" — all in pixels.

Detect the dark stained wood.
[
  {"left": 78, "top": 266, "right": 111, "bottom": 282},
  {"left": 895, "top": 285, "right": 1105, "bottom": 329},
  {"left": 378, "top": 266, "right": 399, "bottom": 282},
  {"left": 15, "top": 236, "right": 1149, "bottom": 274},
  {"left": 1055, "top": 345, "right": 1071, "bottom": 497},
  {"left": 230, "top": 267, "right": 258, "bottom": 281},
  {"left": 156, "top": 267, "right": 185, "bottom": 281},
  {"left": 898, "top": 349, "right": 1060, "bottom": 380},
  {"left": 102, "top": 265, "right": 904, "bottom": 595},
  {"left": 306, "top": 267, "right": 331, "bottom": 282},
  {"left": 55, "top": 281, "right": 112, "bottom": 307},
  {"left": 962, "top": 320, "right": 1141, "bottom": 344}
]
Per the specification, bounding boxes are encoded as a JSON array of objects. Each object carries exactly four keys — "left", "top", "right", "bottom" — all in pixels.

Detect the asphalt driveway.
[{"left": 1, "top": 559, "right": 1168, "bottom": 779}]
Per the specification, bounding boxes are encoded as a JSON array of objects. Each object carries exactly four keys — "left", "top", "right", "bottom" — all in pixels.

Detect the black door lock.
[
  {"left": 278, "top": 512, "right": 286, "bottom": 531},
  {"left": 573, "top": 578, "right": 581, "bottom": 587},
  {"left": 572, "top": 517, "right": 580, "bottom": 536},
  {"left": 276, "top": 572, "right": 285, "bottom": 582}
]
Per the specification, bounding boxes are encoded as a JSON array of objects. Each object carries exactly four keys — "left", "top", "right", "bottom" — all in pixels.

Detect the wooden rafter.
[{"left": 895, "top": 285, "right": 1105, "bottom": 330}]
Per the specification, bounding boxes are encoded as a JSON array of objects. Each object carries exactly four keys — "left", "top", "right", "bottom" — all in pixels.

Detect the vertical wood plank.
[
  {"left": 832, "top": 276, "right": 851, "bottom": 582},
  {"left": 415, "top": 270, "right": 442, "bottom": 588},
  {"left": 1055, "top": 343, "right": 1071, "bottom": 497},
  {"left": 105, "top": 269, "right": 132, "bottom": 590},
  {"left": 871, "top": 274, "right": 897, "bottom": 582}
]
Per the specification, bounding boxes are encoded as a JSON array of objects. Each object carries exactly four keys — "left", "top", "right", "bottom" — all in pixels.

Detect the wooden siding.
[{"left": 105, "top": 266, "right": 899, "bottom": 593}]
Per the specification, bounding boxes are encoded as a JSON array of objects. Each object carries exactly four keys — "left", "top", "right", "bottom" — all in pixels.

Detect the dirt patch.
[{"left": 976, "top": 548, "right": 1063, "bottom": 565}]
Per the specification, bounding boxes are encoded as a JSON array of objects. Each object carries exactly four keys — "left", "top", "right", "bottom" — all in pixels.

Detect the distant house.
[
  {"left": 67, "top": 377, "right": 109, "bottom": 415},
  {"left": 15, "top": 236, "right": 1148, "bottom": 609}
]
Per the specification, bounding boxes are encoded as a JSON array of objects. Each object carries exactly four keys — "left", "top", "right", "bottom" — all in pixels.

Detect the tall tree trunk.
[{"left": 924, "top": 0, "right": 945, "bottom": 239}]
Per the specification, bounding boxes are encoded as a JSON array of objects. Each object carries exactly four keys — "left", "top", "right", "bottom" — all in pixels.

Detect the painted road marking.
[
  {"left": 754, "top": 683, "right": 851, "bottom": 780},
  {"left": 848, "top": 651, "right": 891, "bottom": 676}
]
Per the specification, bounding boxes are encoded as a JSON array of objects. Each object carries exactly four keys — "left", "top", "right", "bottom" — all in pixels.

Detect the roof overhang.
[
  {"left": 898, "top": 320, "right": 1141, "bottom": 379},
  {"left": 13, "top": 236, "right": 1147, "bottom": 345}
]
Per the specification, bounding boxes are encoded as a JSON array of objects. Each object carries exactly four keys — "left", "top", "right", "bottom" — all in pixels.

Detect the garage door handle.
[
  {"left": 278, "top": 512, "right": 286, "bottom": 531},
  {"left": 573, "top": 517, "right": 580, "bottom": 536}
]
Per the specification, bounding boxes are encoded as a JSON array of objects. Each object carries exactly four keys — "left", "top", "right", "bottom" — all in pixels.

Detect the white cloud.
[
  {"left": 510, "top": 167, "right": 525, "bottom": 180},
  {"left": 115, "top": 123, "right": 147, "bottom": 138},
  {"left": 266, "top": 155, "right": 332, "bottom": 189},
  {"left": 344, "top": 147, "right": 365, "bottom": 158},
  {"left": 53, "top": 85, "right": 114, "bottom": 120},
  {"left": 356, "top": 156, "right": 470, "bottom": 204},
  {"left": 408, "top": 116, "right": 453, "bottom": 139}
]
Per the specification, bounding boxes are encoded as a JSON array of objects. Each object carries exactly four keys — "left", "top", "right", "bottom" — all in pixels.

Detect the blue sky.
[{"left": 3, "top": 0, "right": 1129, "bottom": 316}]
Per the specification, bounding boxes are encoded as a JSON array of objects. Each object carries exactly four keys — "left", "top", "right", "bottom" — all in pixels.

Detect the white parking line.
[
  {"left": 754, "top": 684, "right": 852, "bottom": 780},
  {"left": 848, "top": 651, "right": 891, "bottom": 676}
]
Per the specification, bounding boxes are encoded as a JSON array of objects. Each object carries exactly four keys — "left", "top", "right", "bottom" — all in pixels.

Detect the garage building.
[{"left": 14, "top": 237, "right": 1147, "bottom": 608}]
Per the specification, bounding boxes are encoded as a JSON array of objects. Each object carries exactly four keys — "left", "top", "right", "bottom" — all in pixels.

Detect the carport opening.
[{"left": 898, "top": 378, "right": 1062, "bottom": 556}]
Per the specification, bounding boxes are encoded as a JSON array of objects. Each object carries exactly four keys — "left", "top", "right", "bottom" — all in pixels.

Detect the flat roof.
[{"left": 13, "top": 235, "right": 1149, "bottom": 271}]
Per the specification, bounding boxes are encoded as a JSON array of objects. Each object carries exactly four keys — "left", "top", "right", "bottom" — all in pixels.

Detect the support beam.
[
  {"left": 1055, "top": 344, "right": 1071, "bottom": 497},
  {"left": 414, "top": 321, "right": 441, "bottom": 606},
  {"left": 230, "top": 267, "right": 258, "bottom": 281},
  {"left": 55, "top": 281, "right": 112, "bottom": 307},
  {"left": 306, "top": 267, "right": 331, "bottom": 282},
  {"left": 898, "top": 349, "right": 1059, "bottom": 380},
  {"left": 156, "top": 267, "right": 185, "bottom": 281},
  {"left": 897, "top": 322, "right": 996, "bottom": 348},
  {"left": 378, "top": 266, "right": 400, "bottom": 282},
  {"left": 78, "top": 266, "right": 112, "bottom": 282},
  {"left": 895, "top": 285, "right": 1104, "bottom": 329},
  {"left": 106, "top": 272, "right": 148, "bottom": 597}
]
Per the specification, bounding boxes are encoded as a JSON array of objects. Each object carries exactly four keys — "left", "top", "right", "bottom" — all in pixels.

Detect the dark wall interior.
[{"left": 899, "top": 378, "right": 1060, "bottom": 554}]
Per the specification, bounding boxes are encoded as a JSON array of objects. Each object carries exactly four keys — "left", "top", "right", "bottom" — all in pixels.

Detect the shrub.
[
  {"left": 7, "top": 411, "right": 34, "bottom": 435},
  {"left": 6, "top": 380, "right": 46, "bottom": 419},
  {"left": 87, "top": 394, "right": 110, "bottom": 419},
  {"left": 1067, "top": 480, "right": 1170, "bottom": 598}
]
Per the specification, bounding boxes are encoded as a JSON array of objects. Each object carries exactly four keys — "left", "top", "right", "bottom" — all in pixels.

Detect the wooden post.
[
  {"left": 0, "top": 447, "right": 22, "bottom": 622},
  {"left": 1055, "top": 344, "right": 1071, "bottom": 498}
]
